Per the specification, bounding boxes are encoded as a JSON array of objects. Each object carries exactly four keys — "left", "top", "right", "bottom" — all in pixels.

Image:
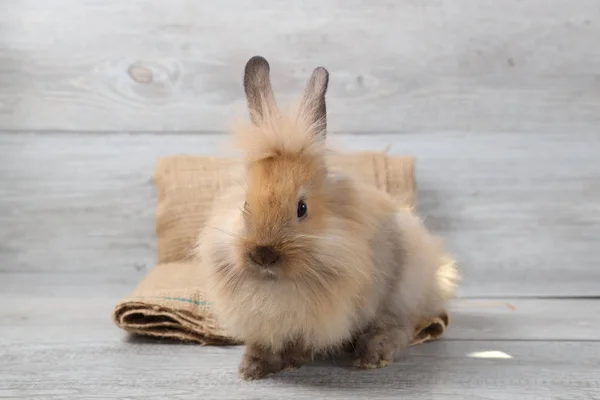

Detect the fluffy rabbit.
[{"left": 195, "top": 55, "right": 458, "bottom": 381}]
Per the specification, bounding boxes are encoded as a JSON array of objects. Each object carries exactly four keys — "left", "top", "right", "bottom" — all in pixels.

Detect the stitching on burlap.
[{"left": 134, "top": 295, "right": 211, "bottom": 306}]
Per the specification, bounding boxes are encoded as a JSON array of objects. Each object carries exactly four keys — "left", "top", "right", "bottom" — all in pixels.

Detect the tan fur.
[
  {"left": 195, "top": 56, "right": 459, "bottom": 380},
  {"left": 231, "top": 99, "right": 326, "bottom": 164}
]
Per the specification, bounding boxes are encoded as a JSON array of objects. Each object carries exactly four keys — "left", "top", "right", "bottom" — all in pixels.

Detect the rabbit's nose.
[{"left": 249, "top": 246, "right": 280, "bottom": 266}]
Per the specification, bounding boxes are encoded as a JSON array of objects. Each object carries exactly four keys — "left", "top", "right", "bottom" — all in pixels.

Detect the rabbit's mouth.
[
  {"left": 246, "top": 253, "right": 287, "bottom": 280},
  {"left": 255, "top": 266, "right": 280, "bottom": 280}
]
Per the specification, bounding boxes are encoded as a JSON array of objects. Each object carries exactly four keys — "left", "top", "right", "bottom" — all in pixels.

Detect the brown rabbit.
[{"left": 195, "top": 56, "right": 458, "bottom": 381}]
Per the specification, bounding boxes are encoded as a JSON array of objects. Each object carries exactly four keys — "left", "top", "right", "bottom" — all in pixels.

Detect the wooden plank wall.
[
  {"left": 0, "top": 0, "right": 599, "bottom": 133},
  {"left": 1, "top": 0, "right": 599, "bottom": 295},
  {"left": 1, "top": 132, "right": 599, "bottom": 298}
]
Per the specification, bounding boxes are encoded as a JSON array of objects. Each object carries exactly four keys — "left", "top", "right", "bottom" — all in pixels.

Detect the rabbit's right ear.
[
  {"left": 298, "top": 66, "right": 329, "bottom": 137},
  {"left": 243, "top": 56, "right": 277, "bottom": 125}
]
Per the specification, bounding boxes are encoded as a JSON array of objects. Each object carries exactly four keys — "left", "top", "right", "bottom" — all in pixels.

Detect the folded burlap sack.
[{"left": 113, "top": 151, "right": 452, "bottom": 347}]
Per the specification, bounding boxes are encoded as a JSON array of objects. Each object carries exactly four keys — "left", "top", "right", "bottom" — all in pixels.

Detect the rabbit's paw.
[
  {"left": 238, "top": 344, "right": 283, "bottom": 381},
  {"left": 352, "top": 327, "right": 410, "bottom": 369},
  {"left": 239, "top": 354, "right": 275, "bottom": 381}
]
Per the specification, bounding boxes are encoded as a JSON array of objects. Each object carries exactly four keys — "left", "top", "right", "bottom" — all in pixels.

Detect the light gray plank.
[
  {"left": 1, "top": 0, "right": 599, "bottom": 133},
  {"left": 1, "top": 339, "right": 599, "bottom": 399},
  {"left": 446, "top": 298, "right": 600, "bottom": 342},
  {"left": 1, "top": 131, "right": 598, "bottom": 297},
  {"left": 2, "top": 287, "right": 600, "bottom": 345}
]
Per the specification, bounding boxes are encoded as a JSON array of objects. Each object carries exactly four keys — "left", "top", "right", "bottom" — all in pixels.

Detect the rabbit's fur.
[{"left": 195, "top": 56, "right": 458, "bottom": 380}]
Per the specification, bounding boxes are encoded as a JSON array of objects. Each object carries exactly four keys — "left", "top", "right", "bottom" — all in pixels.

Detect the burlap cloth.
[{"left": 112, "top": 151, "right": 451, "bottom": 347}]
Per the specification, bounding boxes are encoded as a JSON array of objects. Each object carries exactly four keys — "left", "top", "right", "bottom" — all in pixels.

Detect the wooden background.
[
  {"left": 1, "top": 0, "right": 599, "bottom": 133},
  {"left": 1, "top": 0, "right": 599, "bottom": 398}
]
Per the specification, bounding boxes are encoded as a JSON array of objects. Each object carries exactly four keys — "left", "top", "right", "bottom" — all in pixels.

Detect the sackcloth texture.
[{"left": 112, "top": 151, "right": 453, "bottom": 347}]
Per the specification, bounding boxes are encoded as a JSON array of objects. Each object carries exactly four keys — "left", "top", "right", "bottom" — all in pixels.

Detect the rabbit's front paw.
[
  {"left": 238, "top": 342, "right": 299, "bottom": 380},
  {"left": 239, "top": 354, "right": 273, "bottom": 381},
  {"left": 352, "top": 327, "right": 410, "bottom": 369}
]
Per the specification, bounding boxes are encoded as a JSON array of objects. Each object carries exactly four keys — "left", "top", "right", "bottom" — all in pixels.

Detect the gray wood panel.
[
  {"left": 1, "top": 338, "right": 599, "bottom": 399},
  {"left": 1, "top": 0, "right": 599, "bottom": 133},
  {"left": 1, "top": 131, "right": 598, "bottom": 297}
]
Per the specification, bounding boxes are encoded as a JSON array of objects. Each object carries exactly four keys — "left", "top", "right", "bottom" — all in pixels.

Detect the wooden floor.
[{"left": 2, "top": 0, "right": 600, "bottom": 398}]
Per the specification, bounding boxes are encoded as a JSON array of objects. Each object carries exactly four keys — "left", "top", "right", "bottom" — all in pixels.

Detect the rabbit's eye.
[{"left": 297, "top": 199, "right": 308, "bottom": 220}]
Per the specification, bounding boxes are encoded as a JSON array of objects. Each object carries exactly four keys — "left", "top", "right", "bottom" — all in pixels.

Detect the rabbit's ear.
[
  {"left": 243, "top": 56, "right": 277, "bottom": 125},
  {"left": 299, "top": 66, "right": 329, "bottom": 137}
]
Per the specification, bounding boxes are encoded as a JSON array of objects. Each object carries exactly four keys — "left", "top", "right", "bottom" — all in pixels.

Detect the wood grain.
[
  {"left": 2, "top": 288, "right": 600, "bottom": 345},
  {"left": 1, "top": 0, "right": 599, "bottom": 133},
  {"left": 1, "top": 131, "right": 598, "bottom": 297},
  {"left": 1, "top": 337, "right": 598, "bottom": 399}
]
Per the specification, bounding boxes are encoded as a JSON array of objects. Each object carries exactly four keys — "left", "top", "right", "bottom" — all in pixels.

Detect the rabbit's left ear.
[{"left": 298, "top": 66, "right": 329, "bottom": 137}]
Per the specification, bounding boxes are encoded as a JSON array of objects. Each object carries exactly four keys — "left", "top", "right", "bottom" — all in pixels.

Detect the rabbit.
[{"left": 195, "top": 55, "right": 459, "bottom": 381}]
